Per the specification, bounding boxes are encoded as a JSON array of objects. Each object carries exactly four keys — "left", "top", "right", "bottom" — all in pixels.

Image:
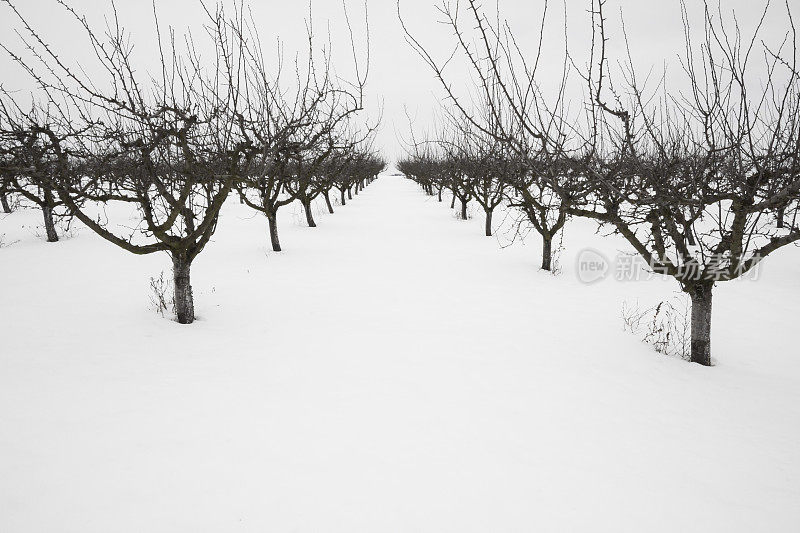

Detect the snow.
[{"left": 1, "top": 173, "right": 799, "bottom": 532}]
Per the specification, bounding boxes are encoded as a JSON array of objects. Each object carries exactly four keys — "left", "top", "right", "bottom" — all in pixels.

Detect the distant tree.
[
  {"left": 0, "top": 161, "right": 13, "bottom": 213},
  {"left": 505, "top": 154, "right": 582, "bottom": 271},
  {"left": 400, "top": 0, "right": 582, "bottom": 267},
  {"left": 233, "top": 1, "right": 372, "bottom": 241},
  {"left": 284, "top": 141, "right": 335, "bottom": 228},
  {"left": 398, "top": 151, "right": 442, "bottom": 198},
  {"left": 236, "top": 145, "right": 301, "bottom": 252},
  {"left": 326, "top": 148, "right": 384, "bottom": 206},
  {"left": 0, "top": 103, "right": 76, "bottom": 241}
]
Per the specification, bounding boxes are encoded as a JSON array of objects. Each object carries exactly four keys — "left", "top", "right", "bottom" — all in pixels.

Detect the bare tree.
[
  {"left": 566, "top": 0, "right": 800, "bottom": 364},
  {"left": 234, "top": 0, "right": 373, "bottom": 242},
  {"left": 0, "top": 102, "right": 76, "bottom": 241},
  {"left": 504, "top": 154, "right": 582, "bottom": 270},
  {"left": 399, "top": 0, "right": 584, "bottom": 268},
  {"left": 0, "top": 1, "right": 262, "bottom": 323},
  {"left": 324, "top": 146, "right": 384, "bottom": 207},
  {"left": 0, "top": 161, "right": 13, "bottom": 213}
]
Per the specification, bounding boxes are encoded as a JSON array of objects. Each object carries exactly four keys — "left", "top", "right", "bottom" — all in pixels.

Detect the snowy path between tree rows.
[{"left": 1, "top": 173, "right": 799, "bottom": 532}]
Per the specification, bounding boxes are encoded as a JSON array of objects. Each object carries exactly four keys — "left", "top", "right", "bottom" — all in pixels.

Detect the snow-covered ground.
[{"left": 1, "top": 173, "right": 798, "bottom": 532}]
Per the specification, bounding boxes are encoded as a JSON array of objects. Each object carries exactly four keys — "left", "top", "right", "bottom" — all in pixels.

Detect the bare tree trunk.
[
  {"left": 1, "top": 192, "right": 11, "bottom": 213},
  {"left": 484, "top": 208, "right": 493, "bottom": 236},
  {"left": 347, "top": 187, "right": 353, "bottom": 200},
  {"left": 42, "top": 204, "right": 58, "bottom": 242},
  {"left": 541, "top": 236, "right": 552, "bottom": 271},
  {"left": 688, "top": 282, "right": 713, "bottom": 366},
  {"left": 340, "top": 188, "right": 346, "bottom": 206},
  {"left": 172, "top": 254, "right": 195, "bottom": 325},
  {"left": 267, "top": 213, "right": 281, "bottom": 252},
  {"left": 437, "top": 187, "right": 442, "bottom": 202},
  {"left": 777, "top": 206, "right": 786, "bottom": 229},
  {"left": 684, "top": 222, "right": 696, "bottom": 246},
  {"left": 450, "top": 193, "right": 456, "bottom": 209},
  {"left": 323, "top": 190, "right": 334, "bottom": 214},
  {"left": 302, "top": 198, "right": 316, "bottom": 227},
  {"left": 460, "top": 198, "right": 468, "bottom": 220}
]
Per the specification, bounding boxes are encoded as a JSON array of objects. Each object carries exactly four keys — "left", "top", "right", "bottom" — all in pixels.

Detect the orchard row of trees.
[
  {"left": 398, "top": 0, "right": 800, "bottom": 366},
  {"left": 0, "top": 0, "right": 384, "bottom": 324},
  {"left": 398, "top": 136, "right": 563, "bottom": 270}
]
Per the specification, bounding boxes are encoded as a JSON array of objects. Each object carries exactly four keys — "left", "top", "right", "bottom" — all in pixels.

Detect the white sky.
[{"left": 0, "top": 0, "right": 789, "bottom": 161}]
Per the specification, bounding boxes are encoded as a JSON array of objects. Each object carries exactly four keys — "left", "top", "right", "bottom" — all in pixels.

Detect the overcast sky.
[{"left": 0, "top": 0, "right": 788, "bottom": 162}]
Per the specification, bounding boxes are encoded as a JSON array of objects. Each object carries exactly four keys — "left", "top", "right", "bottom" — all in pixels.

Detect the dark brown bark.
[
  {"left": 302, "top": 198, "right": 317, "bottom": 227},
  {"left": 340, "top": 188, "right": 346, "bottom": 206},
  {"left": 267, "top": 213, "right": 281, "bottom": 252},
  {"left": 437, "top": 187, "right": 442, "bottom": 202},
  {"left": 460, "top": 198, "right": 468, "bottom": 220},
  {"left": 777, "top": 206, "right": 785, "bottom": 229},
  {"left": 450, "top": 193, "right": 456, "bottom": 209},
  {"left": 42, "top": 204, "right": 58, "bottom": 242},
  {"left": 347, "top": 187, "right": 353, "bottom": 200},
  {"left": 172, "top": 254, "right": 195, "bottom": 325},
  {"left": 688, "top": 282, "right": 713, "bottom": 366},
  {"left": 541, "top": 236, "right": 552, "bottom": 271},
  {"left": 1, "top": 192, "right": 11, "bottom": 213},
  {"left": 484, "top": 208, "right": 493, "bottom": 236},
  {"left": 684, "top": 222, "right": 696, "bottom": 246},
  {"left": 323, "top": 190, "right": 334, "bottom": 214}
]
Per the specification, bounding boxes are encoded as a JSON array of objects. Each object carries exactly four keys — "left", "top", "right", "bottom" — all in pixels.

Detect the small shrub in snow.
[
  {"left": 622, "top": 296, "right": 691, "bottom": 360},
  {"left": 454, "top": 207, "right": 470, "bottom": 221},
  {"left": 548, "top": 233, "right": 565, "bottom": 276},
  {"left": 0, "top": 233, "right": 18, "bottom": 248},
  {"left": 149, "top": 272, "right": 174, "bottom": 317}
]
